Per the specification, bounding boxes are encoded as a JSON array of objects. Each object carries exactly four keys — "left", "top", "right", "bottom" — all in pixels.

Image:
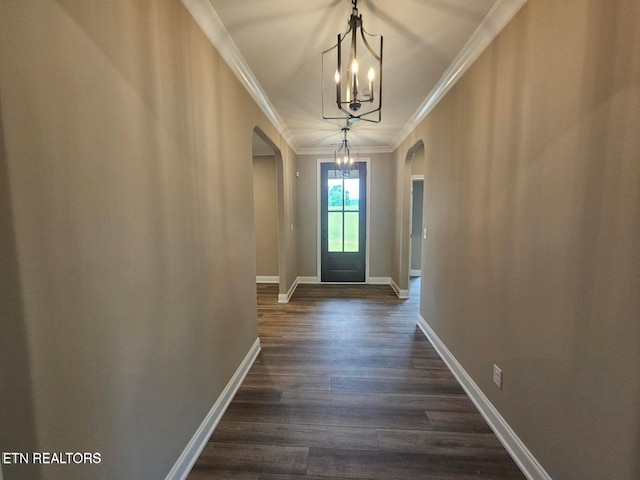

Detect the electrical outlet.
[
  {"left": 423, "top": 228, "right": 428, "bottom": 239},
  {"left": 493, "top": 364, "right": 503, "bottom": 389}
]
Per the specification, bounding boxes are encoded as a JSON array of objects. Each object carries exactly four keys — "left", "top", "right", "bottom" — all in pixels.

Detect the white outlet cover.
[{"left": 493, "top": 364, "right": 503, "bottom": 389}]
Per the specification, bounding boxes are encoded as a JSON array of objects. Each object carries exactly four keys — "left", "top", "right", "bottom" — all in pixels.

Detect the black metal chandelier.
[
  {"left": 334, "top": 126, "right": 357, "bottom": 174},
  {"left": 322, "top": 0, "right": 383, "bottom": 123}
]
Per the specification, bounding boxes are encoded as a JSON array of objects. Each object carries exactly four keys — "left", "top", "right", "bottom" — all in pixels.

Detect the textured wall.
[
  {"left": 396, "top": 0, "right": 640, "bottom": 478},
  {"left": 0, "top": 0, "right": 297, "bottom": 478}
]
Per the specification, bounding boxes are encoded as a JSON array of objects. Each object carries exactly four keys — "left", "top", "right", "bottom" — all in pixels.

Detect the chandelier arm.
[
  {"left": 359, "top": 29, "right": 382, "bottom": 62},
  {"left": 350, "top": 114, "right": 379, "bottom": 123},
  {"left": 377, "top": 35, "right": 383, "bottom": 118},
  {"left": 335, "top": 104, "right": 381, "bottom": 120},
  {"left": 322, "top": 113, "right": 353, "bottom": 120},
  {"left": 321, "top": 42, "right": 337, "bottom": 56},
  {"left": 321, "top": 21, "right": 354, "bottom": 55},
  {"left": 337, "top": 33, "right": 342, "bottom": 109}
]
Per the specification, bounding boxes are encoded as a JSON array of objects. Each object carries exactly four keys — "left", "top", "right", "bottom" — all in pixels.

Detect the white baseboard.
[
  {"left": 297, "top": 276, "right": 319, "bottom": 284},
  {"left": 416, "top": 315, "right": 552, "bottom": 480},
  {"left": 278, "top": 277, "right": 299, "bottom": 303},
  {"left": 164, "top": 338, "right": 261, "bottom": 480},
  {"left": 256, "top": 276, "right": 279, "bottom": 284},
  {"left": 390, "top": 278, "right": 409, "bottom": 299},
  {"left": 296, "top": 275, "right": 405, "bottom": 294},
  {"left": 368, "top": 276, "right": 391, "bottom": 285}
]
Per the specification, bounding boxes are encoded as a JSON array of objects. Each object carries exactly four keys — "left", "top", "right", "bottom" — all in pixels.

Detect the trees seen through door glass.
[{"left": 327, "top": 169, "right": 360, "bottom": 253}]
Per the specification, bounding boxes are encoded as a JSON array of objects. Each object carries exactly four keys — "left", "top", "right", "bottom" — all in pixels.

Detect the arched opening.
[
  {"left": 251, "top": 127, "right": 286, "bottom": 300},
  {"left": 400, "top": 140, "right": 425, "bottom": 298}
]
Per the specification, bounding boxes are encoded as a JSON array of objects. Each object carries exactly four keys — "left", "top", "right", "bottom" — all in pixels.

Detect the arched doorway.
[
  {"left": 400, "top": 140, "right": 425, "bottom": 297},
  {"left": 251, "top": 127, "right": 286, "bottom": 299}
]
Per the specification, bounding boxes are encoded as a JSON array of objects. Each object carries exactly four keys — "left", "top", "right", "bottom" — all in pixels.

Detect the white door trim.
[{"left": 316, "top": 158, "right": 371, "bottom": 283}]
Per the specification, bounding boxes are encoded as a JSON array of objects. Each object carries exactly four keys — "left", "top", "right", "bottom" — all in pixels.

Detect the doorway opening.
[
  {"left": 400, "top": 141, "right": 425, "bottom": 298},
  {"left": 319, "top": 160, "right": 368, "bottom": 282},
  {"left": 410, "top": 176, "right": 424, "bottom": 278},
  {"left": 252, "top": 128, "right": 285, "bottom": 299}
]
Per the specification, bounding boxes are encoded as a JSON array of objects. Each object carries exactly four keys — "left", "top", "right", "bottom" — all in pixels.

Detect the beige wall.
[
  {"left": 396, "top": 0, "right": 640, "bottom": 478},
  {"left": 295, "top": 155, "right": 318, "bottom": 277},
  {"left": 296, "top": 153, "right": 395, "bottom": 279},
  {"left": 411, "top": 147, "right": 425, "bottom": 176},
  {"left": 0, "top": 95, "right": 40, "bottom": 479},
  {"left": 0, "top": 1, "right": 297, "bottom": 479},
  {"left": 253, "top": 156, "right": 279, "bottom": 277},
  {"left": 410, "top": 180, "right": 424, "bottom": 272}
]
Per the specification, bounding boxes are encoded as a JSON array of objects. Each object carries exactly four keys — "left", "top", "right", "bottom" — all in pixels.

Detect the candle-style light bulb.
[
  {"left": 351, "top": 59, "right": 359, "bottom": 74},
  {"left": 368, "top": 67, "right": 375, "bottom": 98},
  {"left": 334, "top": 70, "right": 340, "bottom": 84}
]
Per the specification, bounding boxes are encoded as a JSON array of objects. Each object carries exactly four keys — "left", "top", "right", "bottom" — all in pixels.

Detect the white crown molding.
[
  {"left": 181, "top": 0, "right": 298, "bottom": 152},
  {"left": 297, "top": 145, "right": 393, "bottom": 156},
  {"left": 392, "top": 0, "right": 528, "bottom": 151}
]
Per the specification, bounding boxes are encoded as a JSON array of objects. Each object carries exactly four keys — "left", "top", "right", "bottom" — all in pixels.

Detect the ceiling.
[{"left": 188, "top": 0, "right": 525, "bottom": 153}]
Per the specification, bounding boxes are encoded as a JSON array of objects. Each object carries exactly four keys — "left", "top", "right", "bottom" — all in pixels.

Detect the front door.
[{"left": 320, "top": 162, "right": 366, "bottom": 282}]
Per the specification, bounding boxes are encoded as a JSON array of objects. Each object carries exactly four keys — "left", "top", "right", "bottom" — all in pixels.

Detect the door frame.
[{"left": 317, "top": 158, "right": 371, "bottom": 283}]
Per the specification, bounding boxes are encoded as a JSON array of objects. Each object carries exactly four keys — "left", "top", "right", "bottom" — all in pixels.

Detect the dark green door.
[{"left": 320, "top": 162, "right": 366, "bottom": 282}]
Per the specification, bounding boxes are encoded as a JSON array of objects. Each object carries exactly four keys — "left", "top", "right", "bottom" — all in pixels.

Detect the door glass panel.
[
  {"left": 343, "top": 178, "right": 359, "bottom": 211},
  {"left": 344, "top": 212, "right": 359, "bottom": 252},
  {"left": 328, "top": 212, "right": 343, "bottom": 252},
  {"left": 328, "top": 179, "right": 343, "bottom": 211}
]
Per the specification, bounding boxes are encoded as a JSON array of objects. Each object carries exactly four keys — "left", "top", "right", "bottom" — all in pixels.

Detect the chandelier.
[
  {"left": 322, "top": 0, "right": 383, "bottom": 123},
  {"left": 334, "top": 127, "right": 357, "bottom": 174}
]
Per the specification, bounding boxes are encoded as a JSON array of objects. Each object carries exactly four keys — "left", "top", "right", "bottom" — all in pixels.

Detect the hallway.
[{"left": 187, "top": 281, "right": 525, "bottom": 479}]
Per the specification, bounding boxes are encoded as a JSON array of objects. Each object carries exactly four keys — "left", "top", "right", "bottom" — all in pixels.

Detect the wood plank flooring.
[{"left": 187, "top": 280, "right": 526, "bottom": 480}]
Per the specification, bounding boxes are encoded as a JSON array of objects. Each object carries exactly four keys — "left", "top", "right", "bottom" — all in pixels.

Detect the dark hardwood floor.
[{"left": 187, "top": 279, "right": 526, "bottom": 480}]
